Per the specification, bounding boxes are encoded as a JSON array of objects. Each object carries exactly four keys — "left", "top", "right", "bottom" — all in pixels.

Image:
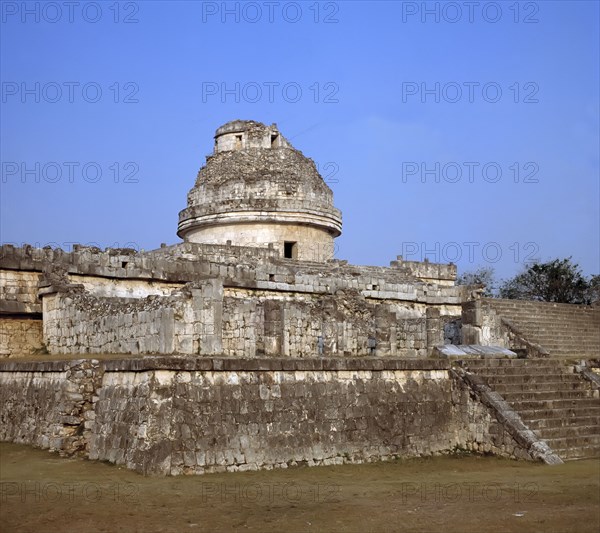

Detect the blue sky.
[{"left": 1, "top": 0, "right": 598, "bottom": 281}]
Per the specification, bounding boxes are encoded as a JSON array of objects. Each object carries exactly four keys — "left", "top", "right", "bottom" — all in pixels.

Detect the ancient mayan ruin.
[{"left": 1, "top": 120, "right": 599, "bottom": 475}]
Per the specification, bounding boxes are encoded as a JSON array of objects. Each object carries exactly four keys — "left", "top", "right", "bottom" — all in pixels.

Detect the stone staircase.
[
  {"left": 485, "top": 299, "right": 600, "bottom": 358},
  {"left": 460, "top": 358, "right": 600, "bottom": 460}
]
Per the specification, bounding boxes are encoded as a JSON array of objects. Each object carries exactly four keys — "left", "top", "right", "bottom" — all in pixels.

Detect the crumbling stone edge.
[
  {"left": 500, "top": 318, "right": 551, "bottom": 358},
  {"left": 450, "top": 365, "right": 563, "bottom": 465},
  {"left": 575, "top": 359, "right": 600, "bottom": 389},
  {"left": 0, "top": 356, "right": 450, "bottom": 373}
]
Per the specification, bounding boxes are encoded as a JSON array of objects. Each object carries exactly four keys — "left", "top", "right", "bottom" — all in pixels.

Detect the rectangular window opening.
[
  {"left": 271, "top": 134, "right": 279, "bottom": 148},
  {"left": 284, "top": 241, "right": 297, "bottom": 259},
  {"left": 235, "top": 134, "right": 242, "bottom": 148}
]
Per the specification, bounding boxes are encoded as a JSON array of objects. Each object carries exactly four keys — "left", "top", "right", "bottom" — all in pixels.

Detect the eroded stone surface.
[
  {"left": 434, "top": 345, "right": 517, "bottom": 359},
  {"left": 0, "top": 242, "right": 463, "bottom": 358},
  {"left": 178, "top": 120, "right": 342, "bottom": 262},
  {"left": 0, "top": 120, "right": 462, "bottom": 359},
  {"left": 0, "top": 357, "right": 533, "bottom": 475}
]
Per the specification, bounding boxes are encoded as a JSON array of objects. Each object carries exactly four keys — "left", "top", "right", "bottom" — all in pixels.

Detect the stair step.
[
  {"left": 469, "top": 367, "right": 582, "bottom": 383},
  {"left": 504, "top": 313, "right": 599, "bottom": 317},
  {"left": 539, "top": 349, "right": 599, "bottom": 354},
  {"left": 495, "top": 317, "right": 598, "bottom": 324},
  {"left": 523, "top": 423, "right": 600, "bottom": 436},
  {"left": 531, "top": 345, "right": 599, "bottom": 349},
  {"left": 526, "top": 415, "right": 600, "bottom": 430},
  {"left": 500, "top": 390, "right": 598, "bottom": 401},
  {"left": 492, "top": 382, "right": 594, "bottom": 393},
  {"left": 484, "top": 375, "right": 583, "bottom": 385},
  {"left": 511, "top": 332, "right": 598, "bottom": 336},
  {"left": 517, "top": 406, "right": 600, "bottom": 420},
  {"left": 552, "top": 447, "right": 600, "bottom": 460},
  {"left": 493, "top": 308, "right": 598, "bottom": 314},
  {"left": 541, "top": 353, "right": 599, "bottom": 358},
  {"left": 520, "top": 323, "right": 599, "bottom": 326},
  {"left": 521, "top": 339, "right": 597, "bottom": 344},
  {"left": 508, "top": 398, "right": 600, "bottom": 411},
  {"left": 501, "top": 317, "right": 599, "bottom": 323},
  {"left": 523, "top": 332, "right": 599, "bottom": 337},
  {"left": 543, "top": 434, "right": 600, "bottom": 449},
  {"left": 530, "top": 341, "right": 599, "bottom": 345},
  {"left": 533, "top": 424, "right": 600, "bottom": 439},
  {"left": 490, "top": 302, "right": 598, "bottom": 312},
  {"left": 521, "top": 330, "right": 599, "bottom": 335},
  {"left": 462, "top": 358, "right": 573, "bottom": 366},
  {"left": 464, "top": 354, "right": 600, "bottom": 461},
  {"left": 542, "top": 344, "right": 600, "bottom": 348},
  {"left": 474, "top": 363, "right": 575, "bottom": 368}
]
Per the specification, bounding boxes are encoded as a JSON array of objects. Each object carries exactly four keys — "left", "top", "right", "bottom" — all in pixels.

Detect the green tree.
[
  {"left": 586, "top": 274, "right": 600, "bottom": 304},
  {"left": 498, "top": 258, "right": 590, "bottom": 304},
  {"left": 456, "top": 267, "right": 497, "bottom": 297}
]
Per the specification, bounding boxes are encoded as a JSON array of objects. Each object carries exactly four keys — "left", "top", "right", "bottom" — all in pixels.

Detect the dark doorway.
[{"left": 284, "top": 241, "right": 297, "bottom": 259}]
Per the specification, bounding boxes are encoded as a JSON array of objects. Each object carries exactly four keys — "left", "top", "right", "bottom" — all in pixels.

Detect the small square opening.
[{"left": 284, "top": 241, "right": 297, "bottom": 259}]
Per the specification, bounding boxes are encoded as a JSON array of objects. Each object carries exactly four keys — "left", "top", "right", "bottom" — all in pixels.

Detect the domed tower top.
[
  {"left": 213, "top": 120, "right": 291, "bottom": 152},
  {"left": 177, "top": 120, "right": 342, "bottom": 262}
]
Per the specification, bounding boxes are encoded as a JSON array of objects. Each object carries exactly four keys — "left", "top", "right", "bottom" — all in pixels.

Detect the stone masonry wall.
[
  {"left": 222, "top": 296, "right": 261, "bottom": 357},
  {"left": 0, "top": 268, "right": 45, "bottom": 357},
  {"left": 0, "top": 357, "right": 533, "bottom": 476},
  {"left": 221, "top": 290, "right": 431, "bottom": 358},
  {"left": 1, "top": 244, "right": 465, "bottom": 358},
  {"left": 40, "top": 280, "right": 223, "bottom": 356},
  {"left": 389, "top": 257, "right": 457, "bottom": 286},
  {"left": 462, "top": 300, "right": 510, "bottom": 347},
  {"left": 92, "top": 364, "right": 458, "bottom": 475},
  {"left": 451, "top": 369, "right": 533, "bottom": 460},
  {"left": 0, "top": 359, "right": 99, "bottom": 454},
  {"left": 185, "top": 222, "right": 336, "bottom": 262},
  {"left": 0, "top": 270, "right": 42, "bottom": 314},
  {"left": 37, "top": 282, "right": 444, "bottom": 359},
  {"left": 0, "top": 244, "right": 464, "bottom": 313},
  {"left": 0, "top": 317, "right": 44, "bottom": 357},
  {"left": 396, "top": 319, "right": 427, "bottom": 356},
  {"left": 42, "top": 292, "right": 184, "bottom": 355}
]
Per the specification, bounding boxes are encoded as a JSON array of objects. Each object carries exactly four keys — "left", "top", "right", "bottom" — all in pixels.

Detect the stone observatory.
[
  {"left": 177, "top": 120, "right": 342, "bottom": 262},
  {"left": 2, "top": 118, "right": 598, "bottom": 476}
]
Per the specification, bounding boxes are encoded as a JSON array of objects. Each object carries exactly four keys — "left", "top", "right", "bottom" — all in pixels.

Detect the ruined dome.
[{"left": 177, "top": 120, "right": 342, "bottom": 261}]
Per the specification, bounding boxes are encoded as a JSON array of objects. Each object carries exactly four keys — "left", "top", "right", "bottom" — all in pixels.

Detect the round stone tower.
[{"left": 177, "top": 120, "right": 342, "bottom": 262}]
